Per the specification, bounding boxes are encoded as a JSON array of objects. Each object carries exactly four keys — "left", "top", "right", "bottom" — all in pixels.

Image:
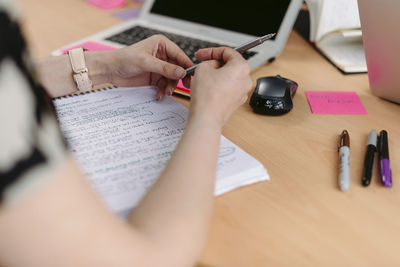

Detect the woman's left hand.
[{"left": 105, "top": 35, "right": 193, "bottom": 99}]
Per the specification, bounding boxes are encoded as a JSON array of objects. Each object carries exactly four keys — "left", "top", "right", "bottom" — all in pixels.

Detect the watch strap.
[{"left": 68, "top": 48, "right": 93, "bottom": 92}]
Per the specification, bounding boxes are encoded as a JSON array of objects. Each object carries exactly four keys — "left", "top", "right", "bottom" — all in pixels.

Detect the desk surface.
[{"left": 20, "top": 1, "right": 400, "bottom": 266}]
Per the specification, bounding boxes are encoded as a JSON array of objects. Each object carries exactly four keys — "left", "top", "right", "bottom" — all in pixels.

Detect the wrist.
[
  {"left": 84, "top": 50, "right": 113, "bottom": 86},
  {"left": 187, "top": 110, "right": 223, "bottom": 135}
]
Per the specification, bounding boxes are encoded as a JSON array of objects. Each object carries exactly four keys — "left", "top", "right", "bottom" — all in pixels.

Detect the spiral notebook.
[{"left": 52, "top": 86, "right": 269, "bottom": 217}]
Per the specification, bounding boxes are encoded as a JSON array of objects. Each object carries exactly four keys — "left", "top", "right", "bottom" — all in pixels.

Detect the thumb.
[
  {"left": 201, "top": 59, "right": 221, "bottom": 70},
  {"left": 144, "top": 57, "right": 186, "bottom": 80}
]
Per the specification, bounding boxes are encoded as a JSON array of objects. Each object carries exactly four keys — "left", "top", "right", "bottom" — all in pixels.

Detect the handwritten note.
[
  {"left": 53, "top": 86, "right": 269, "bottom": 217},
  {"left": 305, "top": 91, "right": 366, "bottom": 114}
]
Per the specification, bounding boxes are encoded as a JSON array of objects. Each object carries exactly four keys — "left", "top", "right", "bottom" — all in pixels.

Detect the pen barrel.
[
  {"left": 378, "top": 130, "right": 389, "bottom": 159},
  {"left": 235, "top": 39, "right": 262, "bottom": 53},
  {"left": 361, "top": 144, "right": 376, "bottom": 186},
  {"left": 379, "top": 159, "right": 392, "bottom": 187},
  {"left": 236, "top": 43, "right": 258, "bottom": 53},
  {"left": 339, "top": 146, "right": 350, "bottom": 191},
  {"left": 185, "top": 64, "right": 198, "bottom": 76}
]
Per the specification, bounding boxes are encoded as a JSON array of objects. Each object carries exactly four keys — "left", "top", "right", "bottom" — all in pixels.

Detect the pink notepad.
[
  {"left": 176, "top": 79, "right": 190, "bottom": 92},
  {"left": 305, "top": 91, "right": 367, "bottom": 114},
  {"left": 61, "top": 41, "right": 116, "bottom": 54},
  {"left": 87, "top": 0, "right": 126, "bottom": 9},
  {"left": 174, "top": 79, "right": 191, "bottom": 97}
]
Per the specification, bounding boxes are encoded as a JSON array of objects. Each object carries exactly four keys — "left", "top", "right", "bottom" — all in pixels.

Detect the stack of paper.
[{"left": 53, "top": 86, "right": 269, "bottom": 217}]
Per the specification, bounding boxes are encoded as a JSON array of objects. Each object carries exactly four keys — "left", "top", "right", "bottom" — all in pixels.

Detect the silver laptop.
[
  {"left": 358, "top": 0, "right": 400, "bottom": 104},
  {"left": 54, "top": 0, "right": 302, "bottom": 71}
]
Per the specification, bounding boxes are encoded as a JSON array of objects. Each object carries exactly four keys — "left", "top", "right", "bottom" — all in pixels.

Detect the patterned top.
[{"left": 0, "top": 2, "right": 67, "bottom": 204}]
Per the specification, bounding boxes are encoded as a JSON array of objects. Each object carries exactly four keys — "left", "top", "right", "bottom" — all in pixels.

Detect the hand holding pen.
[{"left": 184, "top": 33, "right": 276, "bottom": 77}]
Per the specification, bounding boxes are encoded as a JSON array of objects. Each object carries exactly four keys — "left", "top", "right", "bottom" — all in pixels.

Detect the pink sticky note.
[
  {"left": 87, "top": 0, "right": 126, "bottom": 9},
  {"left": 61, "top": 41, "right": 116, "bottom": 54},
  {"left": 305, "top": 91, "right": 366, "bottom": 114},
  {"left": 176, "top": 79, "right": 190, "bottom": 93}
]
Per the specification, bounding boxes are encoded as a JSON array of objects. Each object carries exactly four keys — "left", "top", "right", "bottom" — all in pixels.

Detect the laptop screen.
[{"left": 150, "top": 0, "right": 291, "bottom": 38}]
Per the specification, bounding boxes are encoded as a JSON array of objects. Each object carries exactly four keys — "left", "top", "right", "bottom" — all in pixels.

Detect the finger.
[
  {"left": 200, "top": 59, "right": 221, "bottom": 70},
  {"left": 159, "top": 36, "right": 194, "bottom": 69},
  {"left": 182, "top": 76, "right": 191, "bottom": 89},
  {"left": 240, "top": 94, "right": 249, "bottom": 105},
  {"left": 166, "top": 80, "right": 178, "bottom": 96},
  {"left": 156, "top": 77, "right": 168, "bottom": 100},
  {"left": 195, "top": 47, "right": 242, "bottom": 64},
  {"left": 151, "top": 74, "right": 177, "bottom": 97},
  {"left": 143, "top": 57, "right": 187, "bottom": 80}
]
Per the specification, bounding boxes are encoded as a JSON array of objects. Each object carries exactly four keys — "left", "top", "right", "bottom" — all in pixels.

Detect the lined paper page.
[
  {"left": 316, "top": 0, "right": 361, "bottom": 42},
  {"left": 53, "top": 87, "right": 268, "bottom": 216}
]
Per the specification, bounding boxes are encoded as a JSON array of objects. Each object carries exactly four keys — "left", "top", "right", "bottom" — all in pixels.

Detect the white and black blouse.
[{"left": 0, "top": 2, "right": 67, "bottom": 204}]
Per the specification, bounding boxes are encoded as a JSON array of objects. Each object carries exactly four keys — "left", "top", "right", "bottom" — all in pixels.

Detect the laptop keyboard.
[{"left": 105, "top": 25, "right": 257, "bottom": 63}]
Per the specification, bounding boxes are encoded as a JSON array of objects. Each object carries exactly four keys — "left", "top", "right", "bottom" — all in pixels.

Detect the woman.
[{"left": 0, "top": 2, "right": 252, "bottom": 266}]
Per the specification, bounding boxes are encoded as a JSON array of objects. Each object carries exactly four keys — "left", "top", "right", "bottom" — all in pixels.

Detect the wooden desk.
[{"left": 20, "top": 1, "right": 400, "bottom": 266}]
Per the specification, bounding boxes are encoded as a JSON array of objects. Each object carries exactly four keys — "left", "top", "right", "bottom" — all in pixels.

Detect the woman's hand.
[
  {"left": 188, "top": 47, "right": 253, "bottom": 129},
  {"left": 38, "top": 35, "right": 193, "bottom": 98},
  {"left": 105, "top": 35, "right": 193, "bottom": 99}
]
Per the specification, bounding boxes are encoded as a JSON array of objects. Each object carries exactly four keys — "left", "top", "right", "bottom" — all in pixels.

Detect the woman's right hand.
[{"left": 188, "top": 47, "right": 253, "bottom": 129}]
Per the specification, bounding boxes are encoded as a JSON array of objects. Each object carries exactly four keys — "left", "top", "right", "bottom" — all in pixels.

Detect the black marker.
[{"left": 362, "top": 130, "right": 377, "bottom": 186}]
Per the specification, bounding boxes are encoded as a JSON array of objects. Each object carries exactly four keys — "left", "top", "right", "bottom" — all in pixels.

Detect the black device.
[
  {"left": 150, "top": 0, "right": 290, "bottom": 38},
  {"left": 249, "top": 75, "right": 298, "bottom": 115}
]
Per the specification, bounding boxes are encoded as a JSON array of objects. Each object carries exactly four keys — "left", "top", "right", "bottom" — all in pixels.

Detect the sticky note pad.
[
  {"left": 174, "top": 79, "right": 191, "bottom": 97},
  {"left": 61, "top": 41, "right": 116, "bottom": 54},
  {"left": 305, "top": 91, "right": 366, "bottom": 114},
  {"left": 87, "top": 0, "right": 126, "bottom": 9},
  {"left": 176, "top": 79, "right": 190, "bottom": 93}
]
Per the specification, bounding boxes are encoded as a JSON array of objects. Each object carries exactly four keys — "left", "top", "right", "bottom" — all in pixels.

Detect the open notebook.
[{"left": 52, "top": 86, "right": 269, "bottom": 217}]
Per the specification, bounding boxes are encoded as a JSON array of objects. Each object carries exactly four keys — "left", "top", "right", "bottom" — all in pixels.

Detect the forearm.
[
  {"left": 35, "top": 51, "right": 111, "bottom": 98},
  {"left": 128, "top": 114, "right": 221, "bottom": 265}
]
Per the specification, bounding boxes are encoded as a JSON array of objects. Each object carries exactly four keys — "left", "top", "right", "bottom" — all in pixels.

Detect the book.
[
  {"left": 304, "top": 0, "right": 367, "bottom": 73},
  {"left": 52, "top": 86, "right": 269, "bottom": 217}
]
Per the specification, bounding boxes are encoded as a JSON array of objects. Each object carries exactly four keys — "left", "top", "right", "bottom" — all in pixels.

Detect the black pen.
[
  {"left": 184, "top": 33, "right": 276, "bottom": 77},
  {"left": 362, "top": 130, "right": 377, "bottom": 186}
]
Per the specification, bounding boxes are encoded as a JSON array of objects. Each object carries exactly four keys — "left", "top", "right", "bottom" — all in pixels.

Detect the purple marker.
[{"left": 378, "top": 130, "right": 392, "bottom": 187}]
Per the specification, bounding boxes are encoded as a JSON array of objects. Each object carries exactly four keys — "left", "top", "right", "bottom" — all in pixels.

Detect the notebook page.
[
  {"left": 53, "top": 86, "right": 269, "bottom": 216},
  {"left": 318, "top": 34, "right": 366, "bottom": 72},
  {"left": 304, "top": 0, "right": 321, "bottom": 42},
  {"left": 315, "top": 0, "right": 361, "bottom": 42}
]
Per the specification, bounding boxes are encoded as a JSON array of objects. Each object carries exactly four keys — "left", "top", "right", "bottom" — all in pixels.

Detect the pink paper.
[
  {"left": 176, "top": 79, "right": 190, "bottom": 92},
  {"left": 305, "top": 91, "right": 366, "bottom": 114},
  {"left": 87, "top": 0, "right": 126, "bottom": 9},
  {"left": 61, "top": 41, "right": 116, "bottom": 54}
]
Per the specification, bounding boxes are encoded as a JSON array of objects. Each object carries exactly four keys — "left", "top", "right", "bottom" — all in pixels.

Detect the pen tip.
[{"left": 261, "top": 33, "right": 276, "bottom": 40}]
